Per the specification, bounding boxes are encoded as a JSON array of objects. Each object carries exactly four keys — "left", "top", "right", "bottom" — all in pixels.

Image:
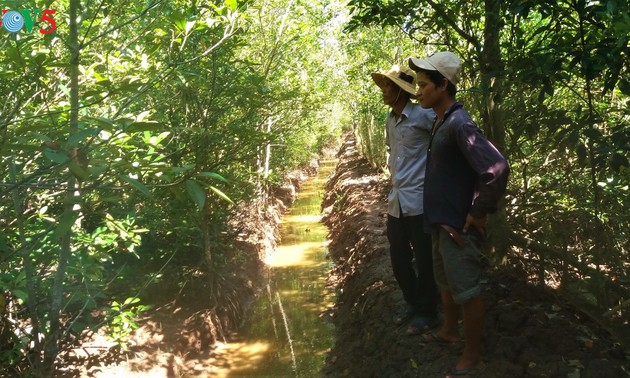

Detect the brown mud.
[{"left": 319, "top": 136, "right": 629, "bottom": 378}]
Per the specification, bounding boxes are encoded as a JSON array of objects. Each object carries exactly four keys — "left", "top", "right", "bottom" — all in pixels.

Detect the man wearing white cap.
[
  {"left": 409, "top": 52, "right": 509, "bottom": 377},
  {"left": 371, "top": 65, "right": 439, "bottom": 334}
]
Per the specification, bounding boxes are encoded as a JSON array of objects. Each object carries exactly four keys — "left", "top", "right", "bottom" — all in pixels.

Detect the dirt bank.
[{"left": 320, "top": 135, "right": 629, "bottom": 378}]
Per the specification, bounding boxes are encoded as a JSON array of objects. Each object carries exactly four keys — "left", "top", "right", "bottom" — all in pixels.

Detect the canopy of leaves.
[{"left": 0, "top": 0, "right": 353, "bottom": 373}]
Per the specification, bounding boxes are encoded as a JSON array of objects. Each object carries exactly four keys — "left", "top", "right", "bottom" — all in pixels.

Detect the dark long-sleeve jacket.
[{"left": 424, "top": 102, "right": 509, "bottom": 231}]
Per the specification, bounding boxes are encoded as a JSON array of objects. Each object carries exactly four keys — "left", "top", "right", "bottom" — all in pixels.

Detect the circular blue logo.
[{"left": 3, "top": 11, "right": 25, "bottom": 33}]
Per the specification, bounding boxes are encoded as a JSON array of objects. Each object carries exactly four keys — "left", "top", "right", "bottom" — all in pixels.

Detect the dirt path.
[{"left": 319, "top": 136, "right": 629, "bottom": 378}]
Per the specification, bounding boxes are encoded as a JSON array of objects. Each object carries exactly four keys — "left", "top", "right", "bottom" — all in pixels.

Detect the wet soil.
[{"left": 319, "top": 136, "right": 630, "bottom": 378}]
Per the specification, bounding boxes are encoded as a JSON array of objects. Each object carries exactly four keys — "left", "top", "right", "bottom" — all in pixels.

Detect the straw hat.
[
  {"left": 371, "top": 64, "right": 417, "bottom": 95},
  {"left": 408, "top": 51, "right": 461, "bottom": 86}
]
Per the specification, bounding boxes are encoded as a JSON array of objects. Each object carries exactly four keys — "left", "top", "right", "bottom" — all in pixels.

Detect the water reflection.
[{"left": 210, "top": 160, "right": 337, "bottom": 377}]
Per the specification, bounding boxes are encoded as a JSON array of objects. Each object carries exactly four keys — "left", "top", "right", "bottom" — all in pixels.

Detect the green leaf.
[
  {"left": 197, "top": 171, "right": 228, "bottom": 183},
  {"left": 58, "top": 83, "right": 71, "bottom": 98},
  {"left": 172, "top": 164, "right": 196, "bottom": 174},
  {"left": 1, "top": 144, "right": 41, "bottom": 155},
  {"left": 185, "top": 179, "right": 206, "bottom": 210},
  {"left": 44, "top": 148, "right": 69, "bottom": 164},
  {"left": 583, "top": 128, "right": 603, "bottom": 140},
  {"left": 126, "top": 122, "right": 163, "bottom": 133},
  {"left": 118, "top": 175, "right": 153, "bottom": 198},
  {"left": 53, "top": 211, "right": 78, "bottom": 240},
  {"left": 225, "top": 0, "right": 238, "bottom": 10},
  {"left": 611, "top": 153, "right": 629, "bottom": 173},
  {"left": 31, "top": 132, "right": 53, "bottom": 142},
  {"left": 123, "top": 297, "right": 140, "bottom": 305},
  {"left": 84, "top": 117, "right": 115, "bottom": 131},
  {"left": 71, "top": 321, "right": 88, "bottom": 333},
  {"left": 209, "top": 185, "right": 234, "bottom": 204},
  {"left": 89, "top": 164, "right": 108, "bottom": 178},
  {"left": 0, "top": 234, "right": 11, "bottom": 254},
  {"left": 173, "top": 16, "right": 186, "bottom": 31},
  {"left": 12, "top": 289, "right": 28, "bottom": 303},
  {"left": 69, "top": 160, "right": 90, "bottom": 180},
  {"left": 67, "top": 128, "right": 99, "bottom": 147}
]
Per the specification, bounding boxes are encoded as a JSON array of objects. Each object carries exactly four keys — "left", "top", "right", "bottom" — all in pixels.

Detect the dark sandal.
[
  {"left": 445, "top": 366, "right": 480, "bottom": 377},
  {"left": 393, "top": 304, "right": 417, "bottom": 325},
  {"left": 406, "top": 316, "right": 439, "bottom": 335}
]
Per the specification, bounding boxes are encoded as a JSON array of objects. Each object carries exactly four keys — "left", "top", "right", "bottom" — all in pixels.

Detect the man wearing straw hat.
[{"left": 371, "top": 65, "right": 439, "bottom": 334}]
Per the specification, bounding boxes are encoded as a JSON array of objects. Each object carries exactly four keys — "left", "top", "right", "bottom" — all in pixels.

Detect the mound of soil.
[{"left": 320, "top": 136, "right": 629, "bottom": 377}]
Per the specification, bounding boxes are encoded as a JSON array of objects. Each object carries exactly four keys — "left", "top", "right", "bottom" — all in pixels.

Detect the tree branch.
[
  {"left": 81, "top": 0, "right": 163, "bottom": 49},
  {"left": 424, "top": 0, "right": 482, "bottom": 54}
]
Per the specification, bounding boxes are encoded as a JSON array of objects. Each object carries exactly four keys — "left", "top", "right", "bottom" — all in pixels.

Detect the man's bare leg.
[
  {"left": 433, "top": 290, "right": 460, "bottom": 342},
  {"left": 456, "top": 295, "right": 484, "bottom": 370}
]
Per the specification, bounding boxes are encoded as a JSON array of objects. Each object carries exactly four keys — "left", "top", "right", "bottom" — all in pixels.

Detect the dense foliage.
[
  {"left": 1, "top": 0, "right": 628, "bottom": 374},
  {"left": 0, "top": 0, "right": 350, "bottom": 374}
]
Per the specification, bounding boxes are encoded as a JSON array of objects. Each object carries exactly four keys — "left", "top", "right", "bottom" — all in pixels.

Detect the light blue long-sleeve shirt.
[{"left": 386, "top": 101, "right": 435, "bottom": 218}]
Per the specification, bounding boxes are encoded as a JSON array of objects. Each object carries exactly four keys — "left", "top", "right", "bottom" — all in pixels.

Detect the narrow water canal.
[{"left": 210, "top": 159, "right": 337, "bottom": 377}]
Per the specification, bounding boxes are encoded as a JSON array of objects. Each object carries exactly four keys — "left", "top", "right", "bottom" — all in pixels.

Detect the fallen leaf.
[
  {"left": 568, "top": 359, "right": 584, "bottom": 368},
  {"left": 552, "top": 304, "right": 561, "bottom": 311},
  {"left": 410, "top": 358, "right": 418, "bottom": 369}
]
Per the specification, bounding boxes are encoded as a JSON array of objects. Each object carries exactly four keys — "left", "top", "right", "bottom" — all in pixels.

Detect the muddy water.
[{"left": 210, "top": 160, "right": 337, "bottom": 377}]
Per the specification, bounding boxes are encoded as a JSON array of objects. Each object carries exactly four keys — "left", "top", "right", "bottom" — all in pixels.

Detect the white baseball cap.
[{"left": 409, "top": 51, "right": 462, "bottom": 86}]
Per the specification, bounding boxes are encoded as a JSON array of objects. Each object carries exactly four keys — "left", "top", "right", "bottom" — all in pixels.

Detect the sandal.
[
  {"left": 406, "top": 316, "right": 439, "bottom": 335},
  {"left": 393, "top": 304, "right": 417, "bottom": 325},
  {"left": 445, "top": 366, "right": 481, "bottom": 377}
]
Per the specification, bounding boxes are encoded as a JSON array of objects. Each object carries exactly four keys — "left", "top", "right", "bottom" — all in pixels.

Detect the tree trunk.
[
  {"left": 42, "top": 0, "right": 81, "bottom": 374},
  {"left": 578, "top": 6, "right": 609, "bottom": 311},
  {"left": 481, "top": 0, "right": 509, "bottom": 259},
  {"left": 480, "top": 0, "right": 505, "bottom": 152},
  {"left": 10, "top": 162, "right": 42, "bottom": 372}
]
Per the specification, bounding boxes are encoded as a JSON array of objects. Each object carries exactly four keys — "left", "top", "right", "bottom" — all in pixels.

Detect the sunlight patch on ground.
[
  {"left": 282, "top": 213, "right": 322, "bottom": 224},
  {"left": 207, "top": 341, "right": 272, "bottom": 377},
  {"left": 93, "top": 365, "right": 169, "bottom": 377},
  {"left": 266, "top": 242, "right": 326, "bottom": 267}
]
